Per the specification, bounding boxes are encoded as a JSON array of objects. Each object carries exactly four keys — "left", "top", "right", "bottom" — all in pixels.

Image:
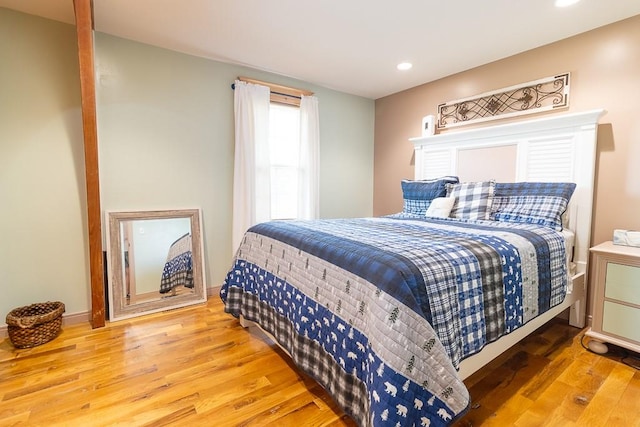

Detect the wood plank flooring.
[{"left": 1, "top": 297, "right": 638, "bottom": 426}]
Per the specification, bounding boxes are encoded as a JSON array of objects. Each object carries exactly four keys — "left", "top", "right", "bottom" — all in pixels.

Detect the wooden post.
[{"left": 73, "top": 0, "right": 105, "bottom": 328}]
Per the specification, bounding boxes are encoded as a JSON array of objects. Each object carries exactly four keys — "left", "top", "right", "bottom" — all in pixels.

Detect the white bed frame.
[{"left": 409, "top": 109, "right": 605, "bottom": 379}]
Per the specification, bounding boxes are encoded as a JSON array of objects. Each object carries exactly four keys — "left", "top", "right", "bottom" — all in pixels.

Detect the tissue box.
[{"left": 613, "top": 229, "right": 640, "bottom": 247}]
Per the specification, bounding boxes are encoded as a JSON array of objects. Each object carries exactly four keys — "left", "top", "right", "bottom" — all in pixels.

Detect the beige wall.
[
  {"left": 374, "top": 15, "right": 640, "bottom": 320},
  {"left": 374, "top": 15, "right": 640, "bottom": 249}
]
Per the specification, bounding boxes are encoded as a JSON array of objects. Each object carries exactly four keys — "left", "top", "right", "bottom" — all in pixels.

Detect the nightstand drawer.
[
  {"left": 605, "top": 262, "right": 640, "bottom": 305},
  {"left": 602, "top": 301, "right": 640, "bottom": 343}
]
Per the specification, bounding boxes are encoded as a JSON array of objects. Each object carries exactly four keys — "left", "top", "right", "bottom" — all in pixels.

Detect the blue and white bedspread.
[
  {"left": 160, "top": 233, "right": 193, "bottom": 294},
  {"left": 220, "top": 216, "right": 568, "bottom": 426}
]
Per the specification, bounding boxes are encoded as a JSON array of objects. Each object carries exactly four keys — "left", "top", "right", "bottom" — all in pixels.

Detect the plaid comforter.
[
  {"left": 160, "top": 233, "right": 194, "bottom": 294},
  {"left": 220, "top": 216, "right": 568, "bottom": 426}
]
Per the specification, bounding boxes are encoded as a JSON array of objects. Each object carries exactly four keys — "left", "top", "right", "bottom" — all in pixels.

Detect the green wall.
[
  {"left": 0, "top": 7, "right": 375, "bottom": 323},
  {"left": 95, "top": 32, "right": 375, "bottom": 291},
  {"left": 0, "top": 8, "right": 89, "bottom": 321}
]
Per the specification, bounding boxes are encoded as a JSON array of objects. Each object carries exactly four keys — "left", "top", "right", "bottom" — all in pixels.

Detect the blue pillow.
[
  {"left": 401, "top": 176, "right": 459, "bottom": 216},
  {"left": 491, "top": 182, "right": 577, "bottom": 230}
]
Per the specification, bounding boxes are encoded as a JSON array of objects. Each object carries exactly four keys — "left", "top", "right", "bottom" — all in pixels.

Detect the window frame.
[{"left": 238, "top": 76, "right": 313, "bottom": 107}]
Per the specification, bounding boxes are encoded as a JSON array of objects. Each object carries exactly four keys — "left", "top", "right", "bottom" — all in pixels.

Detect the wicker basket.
[{"left": 6, "top": 301, "right": 65, "bottom": 348}]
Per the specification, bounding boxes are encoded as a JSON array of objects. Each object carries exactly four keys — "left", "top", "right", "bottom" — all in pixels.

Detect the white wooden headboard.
[{"left": 409, "top": 109, "right": 605, "bottom": 275}]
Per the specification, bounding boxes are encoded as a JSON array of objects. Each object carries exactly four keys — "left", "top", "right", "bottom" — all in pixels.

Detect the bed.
[
  {"left": 220, "top": 110, "right": 604, "bottom": 426},
  {"left": 160, "top": 233, "right": 194, "bottom": 294}
]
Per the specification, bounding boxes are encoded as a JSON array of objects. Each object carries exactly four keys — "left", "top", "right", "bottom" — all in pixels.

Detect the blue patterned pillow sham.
[
  {"left": 491, "top": 182, "right": 577, "bottom": 231},
  {"left": 446, "top": 180, "right": 496, "bottom": 220},
  {"left": 401, "top": 176, "right": 459, "bottom": 216}
]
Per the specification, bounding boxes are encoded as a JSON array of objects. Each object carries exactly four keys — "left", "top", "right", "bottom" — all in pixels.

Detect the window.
[
  {"left": 232, "top": 77, "right": 319, "bottom": 250},
  {"left": 269, "top": 103, "right": 301, "bottom": 220}
]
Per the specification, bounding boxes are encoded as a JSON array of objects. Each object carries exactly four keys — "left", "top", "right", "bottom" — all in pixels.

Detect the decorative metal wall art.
[{"left": 437, "top": 73, "right": 570, "bottom": 129}]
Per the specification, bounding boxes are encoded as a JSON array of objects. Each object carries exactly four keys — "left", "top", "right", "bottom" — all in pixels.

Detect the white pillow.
[{"left": 425, "top": 197, "right": 455, "bottom": 218}]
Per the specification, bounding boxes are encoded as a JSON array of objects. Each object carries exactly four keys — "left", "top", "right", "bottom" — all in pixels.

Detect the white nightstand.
[{"left": 586, "top": 241, "right": 640, "bottom": 354}]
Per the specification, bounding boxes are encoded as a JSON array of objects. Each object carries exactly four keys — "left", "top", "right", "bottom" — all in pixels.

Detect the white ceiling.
[{"left": 3, "top": 0, "right": 640, "bottom": 99}]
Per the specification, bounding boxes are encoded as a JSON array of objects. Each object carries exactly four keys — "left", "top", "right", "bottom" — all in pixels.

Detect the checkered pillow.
[
  {"left": 401, "top": 176, "right": 459, "bottom": 216},
  {"left": 446, "top": 180, "right": 495, "bottom": 220},
  {"left": 491, "top": 182, "right": 576, "bottom": 230}
]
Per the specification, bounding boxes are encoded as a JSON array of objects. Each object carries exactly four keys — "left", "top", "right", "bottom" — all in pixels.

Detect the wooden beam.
[{"left": 73, "top": 0, "right": 105, "bottom": 328}]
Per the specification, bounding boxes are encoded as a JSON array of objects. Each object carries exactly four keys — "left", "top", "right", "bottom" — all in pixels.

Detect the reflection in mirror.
[{"left": 106, "top": 209, "right": 206, "bottom": 321}]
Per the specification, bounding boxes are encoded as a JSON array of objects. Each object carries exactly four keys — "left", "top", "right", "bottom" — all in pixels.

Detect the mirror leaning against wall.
[{"left": 105, "top": 209, "right": 207, "bottom": 321}]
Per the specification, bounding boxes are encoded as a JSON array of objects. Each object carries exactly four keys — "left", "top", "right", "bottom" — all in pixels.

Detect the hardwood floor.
[{"left": 1, "top": 297, "right": 638, "bottom": 426}]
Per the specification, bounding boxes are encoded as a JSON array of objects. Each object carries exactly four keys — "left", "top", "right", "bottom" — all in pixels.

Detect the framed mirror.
[{"left": 105, "top": 209, "right": 207, "bottom": 321}]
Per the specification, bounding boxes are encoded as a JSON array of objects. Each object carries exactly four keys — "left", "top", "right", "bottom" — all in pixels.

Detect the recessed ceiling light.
[
  {"left": 555, "top": 0, "right": 580, "bottom": 7},
  {"left": 397, "top": 62, "right": 413, "bottom": 71}
]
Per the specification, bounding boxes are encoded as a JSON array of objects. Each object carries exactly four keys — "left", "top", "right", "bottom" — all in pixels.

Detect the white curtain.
[
  {"left": 298, "top": 95, "right": 320, "bottom": 220},
  {"left": 232, "top": 80, "right": 271, "bottom": 252}
]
